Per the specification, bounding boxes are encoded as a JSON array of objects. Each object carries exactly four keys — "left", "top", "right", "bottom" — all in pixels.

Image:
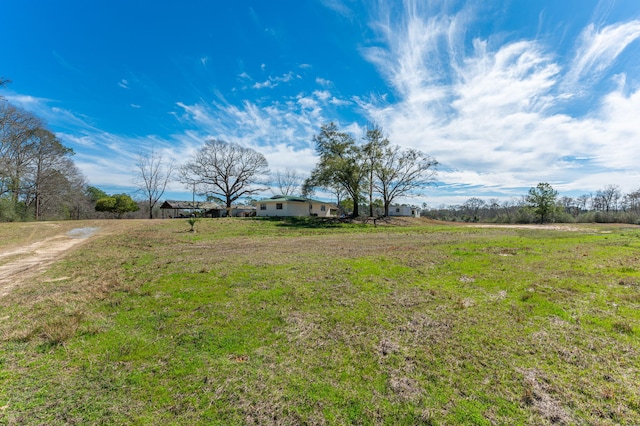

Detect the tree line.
[
  {"left": 425, "top": 183, "right": 640, "bottom": 224},
  {"left": 0, "top": 82, "right": 89, "bottom": 221}
]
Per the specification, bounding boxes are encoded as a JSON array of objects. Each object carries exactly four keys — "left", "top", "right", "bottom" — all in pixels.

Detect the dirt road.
[{"left": 0, "top": 227, "right": 99, "bottom": 298}]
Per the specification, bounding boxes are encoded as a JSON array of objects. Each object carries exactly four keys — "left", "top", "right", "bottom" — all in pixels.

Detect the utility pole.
[{"left": 191, "top": 182, "right": 196, "bottom": 217}]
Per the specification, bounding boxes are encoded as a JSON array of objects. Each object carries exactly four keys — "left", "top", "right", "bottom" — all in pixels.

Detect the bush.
[
  {"left": 95, "top": 194, "right": 139, "bottom": 218},
  {"left": 554, "top": 212, "right": 576, "bottom": 223},
  {"left": 515, "top": 208, "right": 536, "bottom": 224},
  {"left": 0, "top": 197, "right": 17, "bottom": 222}
]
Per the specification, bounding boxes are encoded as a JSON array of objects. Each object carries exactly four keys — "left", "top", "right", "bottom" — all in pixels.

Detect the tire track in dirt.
[{"left": 0, "top": 228, "right": 99, "bottom": 298}]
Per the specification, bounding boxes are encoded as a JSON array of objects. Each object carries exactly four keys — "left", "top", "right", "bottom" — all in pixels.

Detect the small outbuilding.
[
  {"left": 160, "top": 200, "right": 220, "bottom": 218},
  {"left": 256, "top": 196, "right": 338, "bottom": 217},
  {"left": 206, "top": 205, "right": 256, "bottom": 217},
  {"left": 388, "top": 205, "right": 420, "bottom": 217}
]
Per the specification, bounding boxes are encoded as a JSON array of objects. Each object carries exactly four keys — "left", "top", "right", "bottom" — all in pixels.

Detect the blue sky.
[{"left": 2, "top": 0, "right": 640, "bottom": 207}]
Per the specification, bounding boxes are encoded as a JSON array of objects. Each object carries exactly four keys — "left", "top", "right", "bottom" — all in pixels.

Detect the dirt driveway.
[{"left": 0, "top": 227, "right": 99, "bottom": 298}]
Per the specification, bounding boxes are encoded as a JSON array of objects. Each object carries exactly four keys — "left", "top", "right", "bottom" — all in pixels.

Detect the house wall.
[
  {"left": 256, "top": 201, "right": 309, "bottom": 217},
  {"left": 256, "top": 200, "right": 338, "bottom": 217},
  {"left": 309, "top": 203, "right": 335, "bottom": 217},
  {"left": 388, "top": 206, "right": 420, "bottom": 217}
]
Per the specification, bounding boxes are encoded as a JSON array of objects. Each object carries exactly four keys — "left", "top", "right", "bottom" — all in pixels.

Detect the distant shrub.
[
  {"left": 515, "top": 208, "right": 536, "bottom": 224},
  {"left": 0, "top": 197, "right": 17, "bottom": 222},
  {"left": 554, "top": 212, "right": 576, "bottom": 223}
]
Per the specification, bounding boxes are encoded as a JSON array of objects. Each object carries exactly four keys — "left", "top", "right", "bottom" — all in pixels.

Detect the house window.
[
  {"left": 396, "top": 208, "right": 400, "bottom": 213},
  {"left": 321, "top": 205, "right": 326, "bottom": 211},
  {"left": 276, "top": 203, "right": 283, "bottom": 210},
  {"left": 260, "top": 204, "right": 266, "bottom": 210}
]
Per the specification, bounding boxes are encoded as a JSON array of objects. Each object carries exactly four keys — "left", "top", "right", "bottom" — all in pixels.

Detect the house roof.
[{"left": 206, "top": 205, "right": 256, "bottom": 211}]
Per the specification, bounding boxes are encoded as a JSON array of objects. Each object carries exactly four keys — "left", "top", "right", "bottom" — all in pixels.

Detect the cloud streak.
[
  {"left": 358, "top": 0, "right": 640, "bottom": 202},
  {"left": 174, "top": 85, "right": 351, "bottom": 172},
  {"left": 252, "top": 71, "right": 299, "bottom": 89},
  {"left": 563, "top": 20, "right": 640, "bottom": 93}
]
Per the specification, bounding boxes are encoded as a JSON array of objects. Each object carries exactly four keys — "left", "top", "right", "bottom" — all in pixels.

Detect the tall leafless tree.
[
  {"left": 595, "top": 184, "right": 621, "bottom": 212},
  {"left": 1, "top": 102, "right": 87, "bottom": 220},
  {"left": 576, "top": 194, "right": 591, "bottom": 213},
  {"left": 28, "top": 128, "right": 75, "bottom": 220},
  {"left": 180, "top": 139, "right": 269, "bottom": 212},
  {"left": 135, "top": 146, "right": 175, "bottom": 219},
  {"left": 0, "top": 103, "right": 42, "bottom": 203},
  {"left": 623, "top": 189, "right": 640, "bottom": 213},
  {"left": 375, "top": 145, "right": 438, "bottom": 217},
  {"left": 362, "top": 125, "right": 388, "bottom": 217},
  {"left": 272, "top": 168, "right": 303, "bottom": 197}
]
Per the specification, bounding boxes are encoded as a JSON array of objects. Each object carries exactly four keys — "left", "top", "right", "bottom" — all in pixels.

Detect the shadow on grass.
[{"left": 253, "top": 216, "right": 361, "bottom": 229}]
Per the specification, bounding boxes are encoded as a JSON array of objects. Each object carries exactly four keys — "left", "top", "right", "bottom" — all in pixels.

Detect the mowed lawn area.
[{"left": 1, "top": 218, "right": 639, "bottom": 425}]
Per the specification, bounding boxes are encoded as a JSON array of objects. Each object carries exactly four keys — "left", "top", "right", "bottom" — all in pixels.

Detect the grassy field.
[{"left": 1, "top": 218, "right": 639, "bottom": 425}]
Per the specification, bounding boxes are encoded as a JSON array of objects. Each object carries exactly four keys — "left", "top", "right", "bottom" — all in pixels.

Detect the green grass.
[{"left": 1, "top": 218, "right": 640, "bottom": 424}]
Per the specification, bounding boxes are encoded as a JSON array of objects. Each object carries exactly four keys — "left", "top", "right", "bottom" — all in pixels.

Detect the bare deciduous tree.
[
  {"left": 623, "top": 189, "right": 640, "bottom": 213},
  {"left": 594, "top": 184, "right": 621, "bottom": 212},
  {"left": 362, "top": 126, "right": 388, "bottom": 217},
  {"left": 29, "top": 128, "right": 75, "bottom": 220},
  {"left": 0, "top": 103, "right": 41, "bottom": 202},
  {"left": 0, "top": 102, "right": 87, "bottom": 221},
  {"left": 576, "top": 194, "right": 591, "bottom": 212},
  {"left": 180, "top": 139, "right": 269, "bottom": 212},
  {"left": 463, "top": 197, "right": 485, "bottom": 221},
  {"left": 272, "top": 168, "right": 303, "bottom": 196},
  {"left": 135, "top": 146, "right": 175, "bottom": 219},
  {"left": 375, "top": 145, "right": 438, "bottom": 217}
]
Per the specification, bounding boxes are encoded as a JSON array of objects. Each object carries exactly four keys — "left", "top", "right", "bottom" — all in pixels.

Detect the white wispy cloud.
[
  {"left": 5, "top": 94, "right": 98, "bottom": 133},
  {"left": 252, "top": 71, "right": 299, "bottom": 89},
  {"left": 5, "top": 93, "right": 186, "bottom": 192},
  {"left": 563, "top": 20, "right": 640, "bottom": 93},
  {"left": 4, "top": 94, "right": 51, "bottom": 109},
  {"left": 316, "top": 77, "right": 332, "bottom": 86},
  {"left": 358, "top": 0, "right": 640, "bottom": 200},
  {"left": 320, "top": 0, "right": 354, "bottom": 18},
  {"left": 313, "top": 90, "right": 331, "bottom": 101},
  {"left": 52, "top": 50, "right": 81, "bottom": 73},
  {"left": 173, "top": 85, "right": 358, "bottom": 177},
  {"left": 118, "top": 79, "right": 129, "bottom": 89}
]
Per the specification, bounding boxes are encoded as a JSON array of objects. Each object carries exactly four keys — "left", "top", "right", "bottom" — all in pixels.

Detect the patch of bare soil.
[
  {"left": 0, "top": 227, "right": 99, "bottom": 298},
  {"left": 469, "top": 223, "right": 586, "bottom": 231},
  {"left": 354, "top": 216, "right": 446, "bottom": 226}
]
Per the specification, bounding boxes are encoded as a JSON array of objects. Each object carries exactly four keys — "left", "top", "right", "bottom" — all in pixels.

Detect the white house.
[
  {"left": 256, "top": 196, "right": 338, "bottom": 217},
  {"left": 388, "top": 205, "right": 420, "bottom": 217}
]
